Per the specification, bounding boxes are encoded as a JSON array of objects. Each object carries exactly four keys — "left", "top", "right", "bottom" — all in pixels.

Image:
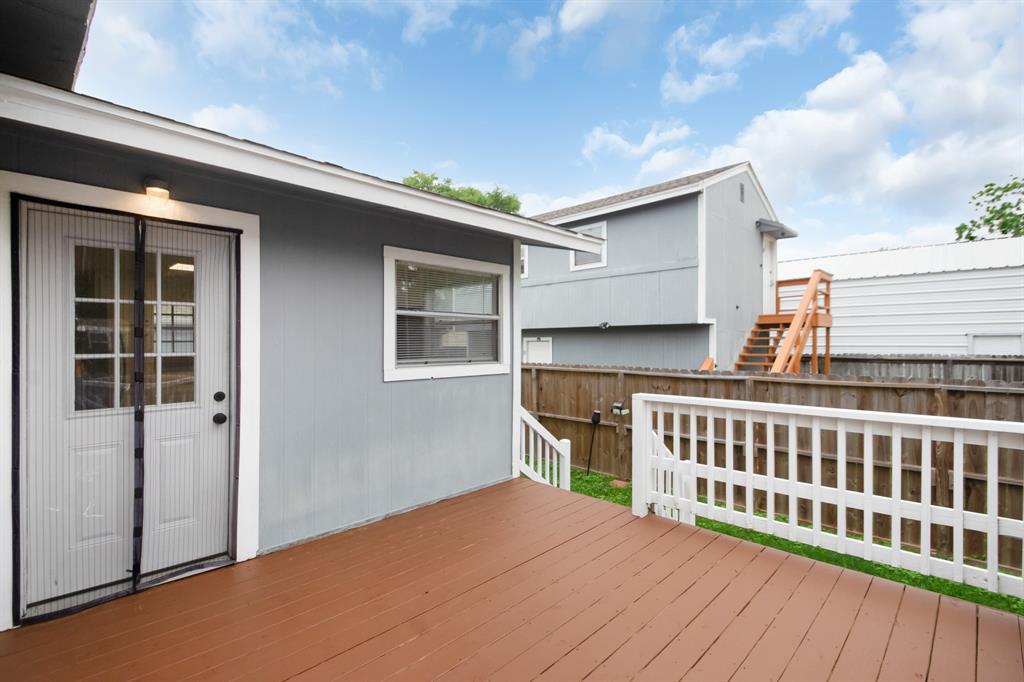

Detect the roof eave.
[{"left": 0, "top": 74, "right": 602, "bottom": 254}]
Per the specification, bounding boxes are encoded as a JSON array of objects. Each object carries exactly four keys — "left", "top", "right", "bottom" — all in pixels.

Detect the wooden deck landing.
[{"left": 1, "top": 479, "right": 1022, "bottom": 681}]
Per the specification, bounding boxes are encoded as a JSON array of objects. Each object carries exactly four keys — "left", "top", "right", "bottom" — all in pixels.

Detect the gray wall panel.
[
  {"left": 704, "top": 171, "right": 772, "bottom": 366},
  {"left": 523, "top": 195, "right": 700, "bottom": 329},
  {"left": 2, "top": 120, "right": 513, "bottom": 552},
  {"left": 526, "top": 325, "right": 710, "bottom": 370}
]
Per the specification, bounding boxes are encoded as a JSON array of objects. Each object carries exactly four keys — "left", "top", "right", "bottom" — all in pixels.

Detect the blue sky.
[{"left": 76, "top": 0, "right": 1022, "bottom": 259}]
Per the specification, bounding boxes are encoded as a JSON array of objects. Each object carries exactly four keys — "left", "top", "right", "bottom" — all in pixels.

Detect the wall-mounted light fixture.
[{"left": 144, "top": 176, "right": 170, "bottom": 202}]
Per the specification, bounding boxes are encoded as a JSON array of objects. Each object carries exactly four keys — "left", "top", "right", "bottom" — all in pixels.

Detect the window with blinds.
[{"left": 395, "top": 260, "right": 500, "bottom": 365}]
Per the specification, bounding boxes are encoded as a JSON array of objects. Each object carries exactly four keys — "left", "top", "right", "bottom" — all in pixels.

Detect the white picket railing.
[
  {"left": 631, "top": 393, "right": 1024, "bottom": 597},
  {"left": 519, "top": 406, "right": 571, "bottom": 490}
]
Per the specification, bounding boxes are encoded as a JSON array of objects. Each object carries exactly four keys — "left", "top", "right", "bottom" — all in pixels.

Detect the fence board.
[{"left": 523, "top": 363, "right": 1024, "bottom": 566}]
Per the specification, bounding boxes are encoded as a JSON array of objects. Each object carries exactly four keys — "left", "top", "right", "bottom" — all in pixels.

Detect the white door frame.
[
  {"left": 762, "top": 234, "right": 778, "bottom": 313},
  {"left": 0, "top": 171, "right": 261, "bottom": 631}
]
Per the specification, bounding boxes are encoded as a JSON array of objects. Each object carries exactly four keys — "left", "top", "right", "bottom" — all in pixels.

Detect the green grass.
[{"left": 569, "top": 468, "right": 1024, "bottom": 616}]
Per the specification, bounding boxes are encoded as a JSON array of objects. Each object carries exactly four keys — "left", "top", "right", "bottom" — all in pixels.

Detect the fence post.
[
  {"left": 631, "top": 395, "right": 648, "bottom": 517},
  {"left": 559, "top": 438, "right": 571, "bottom": 491}
]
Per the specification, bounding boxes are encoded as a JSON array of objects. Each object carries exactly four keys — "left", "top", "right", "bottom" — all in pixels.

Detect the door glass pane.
[
  {"left": 162, "top": 255, "right": 195, "bottom": 302},
  {"left": 118, "top": 303, "right": 155, "bottom": 354},
  {"left": 161, "top": 356, "right": 195, "bottom": 404},
  {"left": 74, "top": 358, "right": 115, "bottom": 410},
  {"left": 160, "top": 305, "right": 195, "bottom": 353},
  {"left": 74, "top": 302, "right": 115, "bottom": 354},
  {"left": 119, "top": 356, "right": 157, "bottom": 407},
  {"left": 119, "top": 250, "right": 157, "bottom": 301},
  {"left": 75, "top": 246, "right": 115, "bottom": 299}
]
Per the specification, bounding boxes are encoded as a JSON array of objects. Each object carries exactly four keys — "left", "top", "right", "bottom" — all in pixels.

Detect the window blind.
[{"left": 395, "top": 260, "right": 500, "bottom": 365}]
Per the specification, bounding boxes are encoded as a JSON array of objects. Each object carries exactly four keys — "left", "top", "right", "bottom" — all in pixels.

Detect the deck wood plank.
[
  {"left": 682, "top": 554, "right": 815, "bottom": 682},
  {"left": 778, "top": 569, "right": 872, "bottom": 682},
  {"left": 141, "top": 495, "right": 610, "bottom": 681},
  {"left": 534, "top": 537, "right": 754, "bottom": 681},
  {"left": 928, "top": 596, "right": 978, "bottom": 682},
  {"left": 0, "top": 480, "right": 1015, "bottom": 682},
  {"left": 631, "top": 547, "right": 791, "bottom": 682},
  {"left": 1, "top": 477, "right": 537, "bottom": 668},
  {"left": 976, "top": 607, "right": 1024, "bottom": 682},
  {"left": 730, "top": 562, "right": 844, "bottom": 681},
  {"left": 404, "top": 522, "right": 712, "bottom": 682},
  {"left": 828, "top": 578, "right": 904, "bottom": 682},
  {"left": 77, "top": 488, "right": 598, "bottom": 682},
  {"left": 283, "top": 509, "right": 649, "bottom": 680}
]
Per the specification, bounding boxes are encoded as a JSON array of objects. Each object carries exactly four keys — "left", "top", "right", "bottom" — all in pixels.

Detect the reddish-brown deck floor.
[{"left": 2, "top": 478, "right": 1023, "bottom": 681}]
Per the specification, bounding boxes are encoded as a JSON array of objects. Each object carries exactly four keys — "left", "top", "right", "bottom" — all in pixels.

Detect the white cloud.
[
  {"left": 75, "top": 2, "right": 176, "bottom": 96},
  {"left": 661, "top": 70, "right": 737, "bottom": 104},
  {"left": 190, "top": 0, "right": 383, "bottom": 88},
  {"left": 661, "top": 1, "right": 854, "bottom": 105},
  {"left": 558, "top": 0, "right": 615, "bottom": 33},
  {"left": 508, "top": 16, "right": 553, "bottom": 79},
  {"left": 631, "top": 0, "right": 1022, "bottom": 259},
  {"left": 582, "top": 121, "right": 692, "bottom": 161},
  {"left": 837, "top": 31, "right": 859, "bottom": 55},
  {"left": 191, "top": 104, "right": 272, "bottom": 138},
  {"left": 399, "top": 1, "right": 467, "bottom": 44}
]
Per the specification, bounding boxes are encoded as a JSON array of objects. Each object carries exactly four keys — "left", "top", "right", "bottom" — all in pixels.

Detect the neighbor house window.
[
  {"left": 569, "top": 221, "right": 607, "bottom": 271},
  {"left": 383, "top": 246, "right": 510, "bottom": 381}
]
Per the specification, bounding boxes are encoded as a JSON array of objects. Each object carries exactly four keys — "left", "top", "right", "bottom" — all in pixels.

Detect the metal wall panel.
[{"left": 781, "top": 267, "right": 1024, "bottom": 355}]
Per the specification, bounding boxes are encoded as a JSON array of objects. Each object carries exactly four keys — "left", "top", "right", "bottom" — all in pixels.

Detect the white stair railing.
[
  {"left": 631, "top": 393, "right": 1024, "bottom": 597},
  {"left": 519, "top": 406, "right": 571, "bottom": 490}
]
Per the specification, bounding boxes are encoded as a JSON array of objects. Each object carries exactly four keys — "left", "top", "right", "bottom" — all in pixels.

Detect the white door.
[{"left": 18, "top": 200, "right": 234, "bottom": 620}]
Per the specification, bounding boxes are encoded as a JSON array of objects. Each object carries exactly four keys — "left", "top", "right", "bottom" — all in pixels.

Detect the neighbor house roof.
[
  {"left": 779, "top": 237, "right": 1024, "bottom": 280},
  {"left": 0, "top": 74, "right": 602, "bottom": 254},
  {"left": 532, "top": 162, "right": 764, "bottom": 223}
]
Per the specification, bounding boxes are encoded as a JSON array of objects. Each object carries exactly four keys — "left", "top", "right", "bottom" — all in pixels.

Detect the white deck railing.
[
  {"left": 519, "top": 406, "right": 571, "bottom": 490},
  {"left": 631, "top": 393, "right": 1024, "bottom": 597}
]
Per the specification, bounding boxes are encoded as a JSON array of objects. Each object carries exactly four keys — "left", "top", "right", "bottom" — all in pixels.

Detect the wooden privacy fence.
[
  {"left": 631, "top": 393, "right": 1024, "bottom": 594},
  {"left": 522, "top": 363, "right": 1024, "bottom": 567}
]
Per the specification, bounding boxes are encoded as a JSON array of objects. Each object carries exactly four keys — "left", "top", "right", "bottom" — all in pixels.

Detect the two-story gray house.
[{"left": 522, "top": 162, "right": 796, "bottom": 370}]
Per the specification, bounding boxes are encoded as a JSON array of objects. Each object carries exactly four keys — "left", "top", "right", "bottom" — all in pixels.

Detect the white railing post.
[
  {"left": 631, "top": 394, "right": 648, "bottom": 517},
  {"left": 559, "top": 438, "right": 571, "bottom": 491}
]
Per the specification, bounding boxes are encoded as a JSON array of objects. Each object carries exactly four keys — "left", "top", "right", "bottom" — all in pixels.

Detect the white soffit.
[{"left": 0, "top": 74, "right": 602, "bottom": 254}]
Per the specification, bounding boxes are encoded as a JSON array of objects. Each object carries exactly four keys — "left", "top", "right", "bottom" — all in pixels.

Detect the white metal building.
[{"left": 779, "top": 238, "right": 1024, "bottom": 356}]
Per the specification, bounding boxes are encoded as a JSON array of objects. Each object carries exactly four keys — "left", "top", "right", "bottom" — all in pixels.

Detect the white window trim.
[
  {"left": 383, "top": 246, "right": 511, "bottom": 382},
  {"left": 568, "top": 221, "right": 607, "bottom": 272},
  {"left": 521, "top": 244, "right": 529, "bottom": 279}
]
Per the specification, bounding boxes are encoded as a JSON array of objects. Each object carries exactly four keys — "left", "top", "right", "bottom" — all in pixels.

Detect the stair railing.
[
  {"left": 518, "top": 406, "right": 571, "bottom": 489},
  {"left": 770, "top": 269, "right": 832, "bottom": 374}
]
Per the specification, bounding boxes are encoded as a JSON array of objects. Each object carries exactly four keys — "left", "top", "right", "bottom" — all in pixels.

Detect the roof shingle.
[{"left": 531, "top": 162, "right": 747, "bottom": 223}]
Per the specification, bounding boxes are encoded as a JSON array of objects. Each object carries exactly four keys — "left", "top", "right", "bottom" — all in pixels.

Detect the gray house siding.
[
  {"left": 522, "top": 195, "right": 699, "bottom": 330},
  {"left": 527, "top": 325, "right": 709, "bottom": 369},
  {"left": 1, "top": 120, "right": 513, "bottom": 553},
  {"left": 704, "top": 171, "right": 772, "bottom": 366}
]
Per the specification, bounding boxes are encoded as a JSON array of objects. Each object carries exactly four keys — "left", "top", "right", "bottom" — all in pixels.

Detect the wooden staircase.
[{"left": 735, "top": 270, "right": 833, "bottom": 374}]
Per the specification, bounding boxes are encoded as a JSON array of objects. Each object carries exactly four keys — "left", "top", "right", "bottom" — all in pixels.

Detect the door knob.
[
  {"left": 213, "top": 413, "right": 227, "bottom": 425},
  {"left": 214, "top": 391, "right": 226, "bottom": 402}
]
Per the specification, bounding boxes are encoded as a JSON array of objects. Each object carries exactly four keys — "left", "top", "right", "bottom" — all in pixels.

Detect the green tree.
[
  {"left": 956, "top": 176, "right": 1024, "bottom": 241},
  {"left": 402, "top": 170, "right": 521, "bottom": 214}
]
